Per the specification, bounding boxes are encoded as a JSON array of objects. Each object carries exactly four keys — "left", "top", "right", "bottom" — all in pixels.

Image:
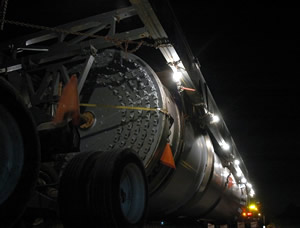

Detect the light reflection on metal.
[
  {"left": 236, "top": 171, "right": 242, "bottom": 177},
  {"left": 241, "top": 177, "right": 247, "bottom": 184},
  {"left": 210, "top": 114, "right": 220, "bottom": 124},
  {"left": 221, "top": 141, "right": 230, "bottom": 151},
  {"left": 246, "top": 183, "right": 252, "bottom": 188},
  {"left": 249, "top": 189, "right": 255, "bottom": 197},
  {"left": 234, "top": 159, "right": 240, "bottom": 165},
  {"left": 172, "top": 69, "right": 182, "bottom": 82},
  {"left": 222, "top": 168, "right": 230, "bottom": 177}
]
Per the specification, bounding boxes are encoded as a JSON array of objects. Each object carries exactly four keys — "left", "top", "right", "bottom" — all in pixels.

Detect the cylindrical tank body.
[{"left": 77, "top": 49, "right": 247, "bottom": 221}]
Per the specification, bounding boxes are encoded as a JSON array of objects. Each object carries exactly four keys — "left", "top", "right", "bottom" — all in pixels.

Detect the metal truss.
[
  {"left": 0, "top": 6, "right": 148, "bottom": 65},
  {"left": 0, "top": 5, "right": 149, "bottom": 109},
  {"left": 0, "top": 0, "right": 248, "bottom": 178}
]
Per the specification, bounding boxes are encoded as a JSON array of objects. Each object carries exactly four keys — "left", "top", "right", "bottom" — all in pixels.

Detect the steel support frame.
[
  {"left": 0, "top": 6, "right": 149, "bottom": 109},
  {"left": 0, "top": 6, "right": 148, "bottom": 68},
  {"left": 0, "top": 0, "right": 248, "bottom": 178}
]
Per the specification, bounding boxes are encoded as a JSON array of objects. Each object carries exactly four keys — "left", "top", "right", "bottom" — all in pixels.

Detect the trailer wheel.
[
  {"left": 59, "top": 149, "right": 148, "bottom": 228},
  {"left": 0, "top": 78, "right": 40, "bottom": 228},
  {"left": 0, "top": 105, "right": 24, "bottom": 211},
  {"left": 58, "top": 151, "right": 99, "bottom": 227}
]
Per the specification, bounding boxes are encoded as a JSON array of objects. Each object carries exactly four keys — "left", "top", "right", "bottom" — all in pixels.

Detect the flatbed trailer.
[{"left": 0, "top": 1, "right": 256, "bottom": 227}]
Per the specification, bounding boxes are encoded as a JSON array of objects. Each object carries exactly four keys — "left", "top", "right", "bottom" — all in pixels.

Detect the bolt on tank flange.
[{"left": 79, "top": 111, "right": 95, "bottom": 129}]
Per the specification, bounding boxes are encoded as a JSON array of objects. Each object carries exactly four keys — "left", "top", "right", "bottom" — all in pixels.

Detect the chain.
[
  {"left": 0, "top": 18, "right": 172, "bottom": 52},
  {"left": 0, "top": 0, "right": 8, "bottom": 30}
]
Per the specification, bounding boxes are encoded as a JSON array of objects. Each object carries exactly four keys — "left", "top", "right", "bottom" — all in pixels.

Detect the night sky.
[{"left": 1, "top": 0, "right": 300, "bottom": 220}]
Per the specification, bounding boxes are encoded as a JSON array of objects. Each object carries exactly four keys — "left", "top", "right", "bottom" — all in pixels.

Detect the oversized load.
[{"left": 0, "top": 0, "right": 255, "bottom": 227}]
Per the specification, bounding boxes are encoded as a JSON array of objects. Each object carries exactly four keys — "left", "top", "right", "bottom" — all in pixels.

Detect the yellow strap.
[{"left": 80, "top": 103, "right": 168, "bottom": 114}]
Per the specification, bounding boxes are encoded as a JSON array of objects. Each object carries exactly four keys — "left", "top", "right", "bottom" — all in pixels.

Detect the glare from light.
[
  {"left": 238, "top": 184, "right": 245, "bottom": 189},
  {"left": 172, "top": 70, "right": 182, "bottom": 82},
  {"left": 258, "top": 213, "right": 261, "bottom": 216},
  {"left": 235, "top": 165, "right": 243, "bottom": 178},
  {"left": 249, "top": 189, "right": 255, "bottom": 197},
  {"left": 249, "top": 204, "right": 258, "bottom": 211},
  {"left": 234, "top": 159, "right": 240, "bottom": 166},
  {"left": 210, "top": 114, "right": 220, "bottom": 124},
  {"left": 236, "top": 170, "right": 242, "bottom": 177},
  {"left": 263, "top": 226, "right": 266, "bottom": 228},
  {"left": 249, "top": 204, "right": 255, "bottom": 209},
  {"left": 247, "top": 183, "right": 252, "bottom": 188},
  {"left": 222, "top": 169, "right": 230, "bottom": 177},
  {"left": 241, "top": 177, "right": 247, "bottom": 184},
  {"left": 161, "top": 221, "right": 164, "bottom": 226},
  {"left": 221, "top": 142, "right": 230, "bottom": 151}
]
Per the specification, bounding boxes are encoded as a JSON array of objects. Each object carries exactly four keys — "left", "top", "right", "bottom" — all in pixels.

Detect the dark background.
[{"left": 1, "top": 0, "right": 300, "bottom": 221}]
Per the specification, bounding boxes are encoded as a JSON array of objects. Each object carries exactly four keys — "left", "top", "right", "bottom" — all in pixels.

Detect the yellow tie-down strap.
[{"left": 80, "top": 103, "right": 168, "bottom": 115}]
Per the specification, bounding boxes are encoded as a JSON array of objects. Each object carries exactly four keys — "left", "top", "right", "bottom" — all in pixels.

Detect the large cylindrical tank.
[{"left": 75, "top": 49, "right": 246, "bottom": 221}]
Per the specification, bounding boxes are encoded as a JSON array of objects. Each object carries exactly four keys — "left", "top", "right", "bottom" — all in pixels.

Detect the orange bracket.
[
  {"left": 53, "top": 75, "right": 80, "bottom": 126},
  {"left": 160, "top": 143, "right": 176, "bottom": 169}
]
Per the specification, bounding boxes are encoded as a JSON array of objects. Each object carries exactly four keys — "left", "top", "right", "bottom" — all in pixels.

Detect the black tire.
[
  {"left": 58, "top": 149, "right": 148, "bottom": 228},
  {"left": 0, "top": 78, "right": 40, "bottom": 228},
  {"left": 58, "top": 151, "right": 100, "bottom": 227}
]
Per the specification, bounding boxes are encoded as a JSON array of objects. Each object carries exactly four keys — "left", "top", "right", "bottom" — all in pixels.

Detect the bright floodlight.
[
  {"left": 241, "top": 177, "right": 247, "bottom": 184},
  {"left": 234, "top": 159, "right": 240, "bottom": 166},
  {"left": 210, "top": 114, "right": 220, "bottom": 124},
  {"left": 172, "top": 70, "right": 182, "bottom": 82},
  {"left": 223, "top": 169, "right": 230, "bottom": 177},
  {"left": 221, "top": 142, "right": 230, "bottom": 151},
  {"left": 249, "top": 204, "right": 258, "bottom": 211},
  {"left": 247, "top": 183, "right": 252, "bottom": 188},
  {"left": 235, "top": 165, "right": 243, "bottom": 177},
  {"left": 236, "top": 170, "right": 242, "bottom": 177},
  {"left": 249, "top": 189, "right": 255, "bottom": 197}
]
